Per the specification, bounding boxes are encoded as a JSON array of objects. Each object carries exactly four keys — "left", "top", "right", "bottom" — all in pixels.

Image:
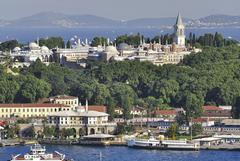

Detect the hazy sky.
[{"left": 0, "top": 0, "right": 239, "bottom": 20}]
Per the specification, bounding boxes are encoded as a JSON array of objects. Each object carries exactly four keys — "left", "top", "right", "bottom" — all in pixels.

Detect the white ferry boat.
[
  {"left": 10, "top": 144, "right": 71, "bottom": 161},
  {"left": 127, "top": 137, "right": 200, "bottom": 151}
]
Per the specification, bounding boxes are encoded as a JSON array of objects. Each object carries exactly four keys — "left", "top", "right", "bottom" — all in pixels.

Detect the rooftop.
[
  {"left": 192, "top": 118, "right": 212, "bottom": 123},
  {"left": 50, "top": 110, "right": 109, "bottom": 117},
  {"left": 221, "top": 119, "right": 240, "bottom": 126},
  {"left": 203, "top": 106, "right": 223, "bottom": 111},
  {"left": 88, "top": 106, "right": 107, "bottom": 113},
  {"left": 50, "top": 95, "right": 78, "bottom": 100},
  {"left": 155, "top": 110, "right": 177, "bottom": 115},
  {"left": 0, "top": 104, "right": 70, "bottom": 108}
]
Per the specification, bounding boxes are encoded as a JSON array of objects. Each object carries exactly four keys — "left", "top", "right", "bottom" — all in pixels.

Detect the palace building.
[
  {"left": 0, "top": 103, "right": 73, "bottom": 119},
  {"left": 48, "top": 101, "right": 116, "bottom": 137}
]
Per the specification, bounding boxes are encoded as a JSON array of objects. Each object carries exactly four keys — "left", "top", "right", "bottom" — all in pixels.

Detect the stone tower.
[{"left": 173, "top": 13, "right": 185, "bottom": 46}]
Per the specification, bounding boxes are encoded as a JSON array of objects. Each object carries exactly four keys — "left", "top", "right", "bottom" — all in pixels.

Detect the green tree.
[
  {"left": 106, "top": 97, "right": 116, "bottom": 120},
  {"left": 43, "top": 126, "right": 56, "bottom": 138},
  {"left": 91, "top": 83, "right": 110, "bottom": 105},
  {"left": 0, "top": 40, "right": 19, "bottom": 51},
  {"left": 91, "top": 37, "right": 107, "bottom": 46},
  {"left": 191, "top": 124, "right": 203, "bottom": 136},
  {"left": 66, "top": 40, "right": 71, "bottom": 48},
  {"left": 39, "top": 37, "right": 64, "bottom": 49},
  {"left": 153, "top": 79, "right": 179, "bottom": 104},
  {"left": 17, "top": 76, "right": 51, "bottom": 103},
  {"left": 181, "top": 92, "right": 204, "bottom": 122},
  {"left": 166, "top": 123, "right": 179, "bottom": 140}
]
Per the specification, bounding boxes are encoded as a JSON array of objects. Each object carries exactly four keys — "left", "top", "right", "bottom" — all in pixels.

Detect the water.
[
  {"left": 0, "top": 27, "right": 239, "bottom": 43},
  {"left": 0, "top": 145, "right": 240, "bottom": 161}
]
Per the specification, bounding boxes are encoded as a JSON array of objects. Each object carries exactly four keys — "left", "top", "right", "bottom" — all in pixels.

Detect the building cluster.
[
  {"left": 0, "top": 14, "right": 201, "bottom": 68},
  {"left": 56, "top": 13, "right": 201, "bottom": 67},
  {"left": 114, "top": 104, "right": 239, "bottom": 135},
  {"left": 0, "top": 95, "right": 116, "bottom": 138}
]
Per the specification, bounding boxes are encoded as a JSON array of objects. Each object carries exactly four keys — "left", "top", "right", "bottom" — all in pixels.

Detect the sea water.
[{"left": 0, "top": 145, "right": 240, "bottom": 161}]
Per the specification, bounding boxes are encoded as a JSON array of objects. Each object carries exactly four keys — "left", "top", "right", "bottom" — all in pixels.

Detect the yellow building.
[{"left": 0, "top": 104, "right": 73, "bottom": 119}]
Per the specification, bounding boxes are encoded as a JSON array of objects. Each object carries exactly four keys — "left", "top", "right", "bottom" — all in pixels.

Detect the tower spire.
[
  {"left": 173, "top": 13, "right": 185, "bottom": 46},
  {"left": 176, "top": 12, "right": 183, "bottom": 26}
]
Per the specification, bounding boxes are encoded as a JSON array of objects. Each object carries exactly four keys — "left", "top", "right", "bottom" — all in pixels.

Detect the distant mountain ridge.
[{"left": 1, "top": 12, "right": 240, "bottom": 28}]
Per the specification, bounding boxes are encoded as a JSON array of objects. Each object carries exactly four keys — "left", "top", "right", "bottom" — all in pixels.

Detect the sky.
[{"left": 0, "top": 0, "right": 239, "bottom": 20}]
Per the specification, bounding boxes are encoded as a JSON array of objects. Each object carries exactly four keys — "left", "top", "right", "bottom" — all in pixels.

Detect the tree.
[
  {"left": 61, "top": 128, "right": 76, "bottom": 138},
  {"left": 166, "top": 123, "right": 179, "bottom": 140},
  {"left": 233, "top": 97, "right": 240, "bottom": 119},
  {"left": 0, "top": 40, "right": 19, "bottom": 51},
  {"left": 1, "top": 54, "right": 14, "bottom": 68},
  {"left": 106, "top": 97, "right": 116, "bottom": 120},
  {"left": 91, "top": 37, "right": 107, "bottom": 46},
  {"left": 16, "top": 75, "right": 51, "bottom": 103},
  {"left": 39, "top": 37, "right": 64, "bottom": 49},
  {"left": 109, "top": 83, "right": 136, "bottom": 120},
  {"left": 43, "top": 126, "right": 56, "bottom": 138},
  {"left": 23, "top": 126, "right": 35, "bottom": 138},
  {"left": 181, "top": 92, "right": 204, "bottom": 122},
  {"left": 66, "top": 40, "right": 71, "bottom": 48},
  {"left": 144, "top": 96, "right": 162, "bottom": 117},
  {"left": 91, "top": 83, "right": 110, "bottom": 105},
  {"left": 116, "top": 123, "right": 135, "bottom": 134},
  {"left": 153, "top": 79, "right": 179, "bottom": 104},
  {"left": 191, "top": 124, "right": 203, "bottom": 136}
]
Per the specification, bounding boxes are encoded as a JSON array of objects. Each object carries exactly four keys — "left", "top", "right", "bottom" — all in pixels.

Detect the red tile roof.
[
  {"left": 0, "top": 104, "right": 70, "bottom": 108},
  {"left": 155, "top": 110, "right": 177, "bottom": 115},
  {"left": 203, "top": 106, "right": 223, "bottom": 111},
  {"left": 88, "top": 106, "right": 107, "bottom": 113},
  {"left": 192, "top": 118, "right": 209, "bottom": 123}
]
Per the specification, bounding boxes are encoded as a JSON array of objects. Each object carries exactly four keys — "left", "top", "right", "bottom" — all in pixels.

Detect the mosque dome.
[
  {"left": 118, "top": 43, "right": 130, "bottom": 51},
  {"left": 41, "top": 46, "right": 49, "bottom": 52},
  {"left": 29, "top": 42, "right": 39, "bottom": 50},
  {"left": 13, "top": 47, "right": 21, "bottom": 52},
  {"left": 105, "top": 46, "right": 119, "bottom": 54}
]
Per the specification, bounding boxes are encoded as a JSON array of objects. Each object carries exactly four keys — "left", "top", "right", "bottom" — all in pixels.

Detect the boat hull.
[{"left": 128, "top": 145, "right": 199, "bottom": 151}]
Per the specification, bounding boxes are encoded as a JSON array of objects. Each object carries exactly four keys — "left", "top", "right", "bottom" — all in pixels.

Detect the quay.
[
  {"left": 1, "top": 138, "right": 240, "bottom": 151},
  {"left": 0, "top": 139, "right": 38, "bottom": 147}
]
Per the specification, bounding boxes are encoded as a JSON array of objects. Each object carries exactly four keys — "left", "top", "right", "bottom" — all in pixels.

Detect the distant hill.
[
  {"left": 192, "top": 14, "right": 240, "bottom": 27},
  {"left": 1, "top": 12, "right": 240, "bottom": 28},
  {"left": 6, "top": 12, "right": 121, "bottom": 28},
  {"left": 0, "top": 19, "right": 11, "bottom": 27},
  {"left": 125, "top": 17, "right": 191, "bottom": 28}
]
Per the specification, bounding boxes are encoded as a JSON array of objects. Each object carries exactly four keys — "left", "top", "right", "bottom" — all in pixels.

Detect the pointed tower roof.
[{"left": 176, "top": 13, "right": 184, "bottom": 26}]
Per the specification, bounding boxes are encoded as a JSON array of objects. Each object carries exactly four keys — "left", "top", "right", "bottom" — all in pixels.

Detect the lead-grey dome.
[{"left": 118, "top": 43, "right": 130, "bottom": 51}]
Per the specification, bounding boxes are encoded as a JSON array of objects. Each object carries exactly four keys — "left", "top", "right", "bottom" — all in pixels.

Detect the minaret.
[{"left": 173, "top": 13, "right": 185, "bottom": 46}]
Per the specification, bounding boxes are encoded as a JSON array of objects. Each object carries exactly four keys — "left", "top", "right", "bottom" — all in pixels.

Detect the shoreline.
[{"left": 1, "top": 139, "right": 240, "bottom": 151}]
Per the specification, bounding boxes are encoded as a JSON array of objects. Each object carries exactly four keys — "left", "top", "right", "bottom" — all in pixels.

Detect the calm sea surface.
[
  {"left": 0, "top": 27, "right": 239, "bottom": 43},
  {"left": 0, "top": 145, "right": 240, "bottom": 161}
]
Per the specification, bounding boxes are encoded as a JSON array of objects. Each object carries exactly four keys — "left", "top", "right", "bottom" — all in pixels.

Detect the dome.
[
  {"left": 41, "top": 46, "right": 49, "bottom": 52},
  {"left": 29, "top": 42, "right": 39, "bottom": 50},
  {"left": 13, "top": 47, "right": 21, "bottom": 52},
  {"left": 105, "top": 46, "right": 118, "bottom": 53},
  {"left": 118, "top": 43, "right": 130, "bottom": 51}
]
